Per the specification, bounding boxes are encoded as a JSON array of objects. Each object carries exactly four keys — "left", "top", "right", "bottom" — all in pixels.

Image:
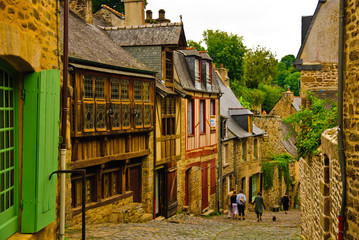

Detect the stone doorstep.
[
  {"left": 155, "top": 216, "right": 165, "bottom": 221},
  {"left": 201, "top": 209, "right": 215, "bottom": 216},
  {"left": 111, "top": 203, "right": 153, "bottom": 223}
]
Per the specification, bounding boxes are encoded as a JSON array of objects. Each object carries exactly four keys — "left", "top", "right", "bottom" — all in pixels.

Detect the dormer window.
[
  {"left": 206, "top": 61, "right": 212, "bottom": 91},
  {"left": 165, "top": 51, "right": 173, "bottom": 84},
  {"left": 195, "top": 58, "right": 201, "bottom": 89}
]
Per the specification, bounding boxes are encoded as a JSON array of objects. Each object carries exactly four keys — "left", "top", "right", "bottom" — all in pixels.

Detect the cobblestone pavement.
[{"left": 66, "top": 209, "right": 301, "bottom": 240}]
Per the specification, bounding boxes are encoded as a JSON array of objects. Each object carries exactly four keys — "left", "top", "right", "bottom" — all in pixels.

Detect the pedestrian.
[
  {"left": 281, "top": 193, "right": 290, "bottom": 214},
  {"left": 227, "top": 188, "right": 235, "bottom": 219},
  {"left": 231, "top": 190, "right": 238, "bottom": 219},
  {"left": 236, "top": 189, "right": 246, "bottom": 220},
  {"left": 252, "top": 192, "right": 266, "bottom": 222}
]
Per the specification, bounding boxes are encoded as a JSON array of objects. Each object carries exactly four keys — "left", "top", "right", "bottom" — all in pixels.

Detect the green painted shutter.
[{"left": 21, "top": 70, "right": 60, "bottom": 233}]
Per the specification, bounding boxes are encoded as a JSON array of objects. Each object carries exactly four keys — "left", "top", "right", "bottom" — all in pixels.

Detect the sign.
[{"left": 210, "top": 115, "right": 216, "bottom": 129}]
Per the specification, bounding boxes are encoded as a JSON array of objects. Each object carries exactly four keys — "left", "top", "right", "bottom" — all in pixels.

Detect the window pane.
[
  {"left": 200, "top": 100, "right": 205, "bottom": 133},
  {"left": 122, "top": 104, "right": 130, "bottom": 127},
  {"left": 143, "top": 82, "right": 150, "bottom": 101},
  {"left": 95, "top": 76, "right": 104, "bottom": 99},
  {"left": 210, "top": 100, "right": 215, "bottom": 116},
  {"left": 135, "top": 104, "right": 143, "bottom": 126},
  {"left": 96, "top": 104, "right": 106, "bottom": 129},
  {"left": 134, "top": 81, "right": 142, "bottom": 101},
  {"left": 144, "top": 105, "right": 151, "bottom": 126},
  {"left": 111, "top": 78, "right": 119, "bottom": 99},
  {"left": 188, "top": 100, "right": 193, "bottom": 135},
  {"left": 84, "top": 75, "right": 93, "bottom": 98},
  {"left": 121, "top": 79, "right": 129, "bottom": 100},
  {"left": 112, "top": 104, "right": 121, "bottom": 128},
  {"left": 84, "top": 104, "right": 94, "bottom": 130}
]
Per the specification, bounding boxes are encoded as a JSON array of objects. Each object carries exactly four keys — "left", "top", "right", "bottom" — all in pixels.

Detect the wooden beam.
[{"left": 71, "top": 149, "right": 151, "bottom": 169}]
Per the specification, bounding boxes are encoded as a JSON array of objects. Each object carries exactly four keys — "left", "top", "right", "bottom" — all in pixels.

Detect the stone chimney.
[
  {"left": 157, "top": 9, "right": 170, "bottom": 23},
  {"left": 69, "top": 0, "right": 93, "bottom": 24},
  {"left": 124, "top": 0, "right": 145, "bottom": 26},
  {"left": 216, "top": 64, "right": 230, "bottom": 88},
  {"left": 146, "top": 10, "right": 152, "bottom": 21}
]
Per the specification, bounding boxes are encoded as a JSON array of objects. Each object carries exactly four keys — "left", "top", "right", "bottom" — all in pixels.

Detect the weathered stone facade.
[
  {"left": 1, "top": 0, "right": 61, "bottom": 239},
  {"left": 300, "top": 128, "right": 342, "bottom": 240},
  {"left": 343, "top": 0, "right": 359, "bottom": 238}
]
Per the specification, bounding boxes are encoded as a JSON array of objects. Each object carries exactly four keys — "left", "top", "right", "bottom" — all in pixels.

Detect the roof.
[
  {"left": 156, "top": 79, "right": 176, "bottom": 97},
  {"left": 229, "top": 108, "right": 253, "bottom": 116},
  {"left": 218, "top": 73, "right": 265, "bottom": 139},
  {"left": 61, "top": 8, "right": 152, "bottom": 72},
  {"left": 102, "top": 23, "right": 187, "bottom": 47},
  {"left": 281, "top": 122, "right": 298, "bottom": 157},
  {"left": 174, "top": 50, "right": 221, "bottom": 93}
]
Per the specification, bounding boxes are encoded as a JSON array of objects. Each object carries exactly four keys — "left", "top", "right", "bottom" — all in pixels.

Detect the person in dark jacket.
[
  {"left": 231, "top": 190, "right": 238, "bottom": 219},
  {"left": 281, "top": 193, "right": 290, "bottom": 214},
  {"left": 252, "top": 192, "right": 266, "bottom": 222}
]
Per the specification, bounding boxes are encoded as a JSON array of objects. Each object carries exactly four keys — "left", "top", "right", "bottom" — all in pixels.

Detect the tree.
[
  {"left": 284, "top": 92, "right": 337, "bottom": 159},
  {"left": 92, "top": 0, "right": 147, "bottom": 14},
  {"left": 258, "top": 83, "right": 285, "bottom": 113},
  {"left": 283, "top": 72, "right": 300, "bottom": 96},
  {"left": 187, "top": 40, "right": 205, "bottom": 51},
  {"left": 202, "top": 30, "right": 246, "bottom": 85},
  {"left": 244, "top": 46, "right": 278, "bottom": 88},
  {"left": 274, "top": 55, "right": 300, "bottom": 96}
]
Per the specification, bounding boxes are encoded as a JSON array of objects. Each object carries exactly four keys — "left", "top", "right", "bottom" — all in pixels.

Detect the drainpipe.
[
  {"left": 153, "top": 93, "right": 157, "bottom": 219},
  {"left": 60, "top": 0, "right": 69, "bottom": 239},
  {"left": 338, "top": 0, "right": 346, "bottom": 239}
]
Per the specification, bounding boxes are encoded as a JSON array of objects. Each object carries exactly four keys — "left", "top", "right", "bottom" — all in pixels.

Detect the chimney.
[
  {"left": 69, "top": 0, "right": 93, "bottom": 24},
  {"left": 146, "top": 10, "right": 152, "bottom": 21},
  {"left": 216, "top": 64, "right": 230, "bottom": 88},
  {"left": 124, "top": 0, "right": 145, "bottom": 26},
  {"left": 157, "top": 9, "right": 170, "bottom": 23}
]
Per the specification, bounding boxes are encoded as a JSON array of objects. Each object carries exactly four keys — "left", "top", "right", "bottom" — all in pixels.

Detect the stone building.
[
  {"left": 216, "top": 66, "right": 265, "bottom": 210},
  {"left": 174, "top": 48, "right": 220, "bottom": 215},
  {"left": 294, "top": 0, "right": 339, "bottom": 106},
  {"left": 0, "top": 0, "right": 61, "bottom": 239},
  {"left": 64, "top": 0, "right": 157, "bottom": 226}
]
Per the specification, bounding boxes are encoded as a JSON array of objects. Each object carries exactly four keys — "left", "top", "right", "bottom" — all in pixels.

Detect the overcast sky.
[{"left": 146, "top": 0, "right": 320, "bottom": 60}]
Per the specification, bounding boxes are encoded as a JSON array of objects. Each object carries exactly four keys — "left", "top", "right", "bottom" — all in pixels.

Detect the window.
[
  {"left": 222, "top": 119, "right": 227, "bottom": 138},
  {"left": 162, "top": 96, "right": 176, "bottom": 136},
  {"left": 200, "top": 100, "right": 205, "bottom": 134},
  {"left": 223, "top": 144, "right": 228, "bottom": 164},
  {"left": 165, "top": 51, "right": 173, "bottom": 83},
  {"left": 253, "top": 139, "right": 258, "bottom": 160},
  {"left": 206, "top": 61, "right": 212, "bottom": 91},
  {"left": 73, "top": 72, "right": 153, "bottom": 135},
  {"left": 242, "top": 141, "right": 246, "bottom": 162},
  {"left": 188, "top": 99, "right": 194, "bottom": 135},
  {"left": 210, "top": 99, "right": 216, "bottom": 132},
  {"left": 195, "top": 58, "right": 201, "bottom": 89}
]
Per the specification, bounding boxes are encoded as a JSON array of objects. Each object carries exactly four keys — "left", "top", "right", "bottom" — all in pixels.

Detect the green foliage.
[
  {"left": 231, "top": 83, "right": 266, "bottom": 108},
  {"left": 203, "top": 30, "right": 246, "bottom": 84},
  {"left": 238, "top": 96, "right": 251, "bottom": 110},
  {"left": 262, "top": 153, "right": 294, "bottom": 189},
  {"left": 244, "top": 46, "right": 278, "bottom": 88},
  {"left": 258, "top": 83, "right": 285, "bottom": 113},
  {"left": 92, "top": 0, "right": 147, "bottom": 14},
  {"left": 187, "top": 40, "right": 205, "bottom": 51},
  {"left": 274, "top": 55, "right": 300, "bottom": 96},
  {"left": 284, "top": 92, "right": 338, "bottom": 159}
]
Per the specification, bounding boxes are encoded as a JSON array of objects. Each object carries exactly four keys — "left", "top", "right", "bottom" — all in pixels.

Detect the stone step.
[
  {"left": 155, "top": 216, "right": 165, "bottom": 221},
  {"left": 201, "top": 209, "right": 215, "bottom": 216}
]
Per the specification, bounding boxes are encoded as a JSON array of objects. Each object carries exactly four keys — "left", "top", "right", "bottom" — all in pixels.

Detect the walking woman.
[
  {"left": 252, "top": 192, "right": 266, "bottom": 222},
  {"left": 281, "top": 193, "right": 290, "bottom": 214},
  {"left": 231, "top": 190, "right": 238, "bottom": 219}
]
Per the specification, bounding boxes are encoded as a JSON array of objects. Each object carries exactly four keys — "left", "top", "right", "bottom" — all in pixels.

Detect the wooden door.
[
  {"left": 201, "top": 164, "right": 209, "bottom": 210},
  {"left": 128, "top": 165, "right": 141, "bottom": 203},
  {"left": 165, "top": 162, "right": 177, "bottom": 218}
]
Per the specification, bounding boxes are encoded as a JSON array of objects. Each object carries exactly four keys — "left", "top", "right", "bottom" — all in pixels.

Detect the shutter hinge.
[
  {"left": 21, "top": 89, "right": 26, "bottom": 101},
  {"left": 20, "top": 200, "right": 23, "bottom": 209}
]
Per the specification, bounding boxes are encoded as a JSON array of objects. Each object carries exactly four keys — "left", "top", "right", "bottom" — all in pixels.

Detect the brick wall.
[
  {"left": 300, "top": 128, "right": 342, "bottom": 240},
  {"left": 344, "top": 1, "right": 359, "bottom": 238}
]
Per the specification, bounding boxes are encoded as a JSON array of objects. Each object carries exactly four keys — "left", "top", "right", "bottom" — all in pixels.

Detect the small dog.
[{"left": 272, "top": 216, "right": 276, "bottom": 221}]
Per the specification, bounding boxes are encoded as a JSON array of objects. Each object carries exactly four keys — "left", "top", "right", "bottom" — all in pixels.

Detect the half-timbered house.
[
  {"left": 174, "top": 48, "right": 221, "bottom": 214},
  {"left": 64, "top": 3, "right": 156, "bottom": 224},
  {"left": 102, "top": 12, "right": 187, "bottom": 218}
]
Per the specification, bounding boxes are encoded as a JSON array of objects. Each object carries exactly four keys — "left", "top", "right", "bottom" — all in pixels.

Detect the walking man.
[
  {"left": 236, "top": 189, "right": 246, "bottom": 220},
  {"left": 281, "top": 193, "right": 290, "bottom": 214}
]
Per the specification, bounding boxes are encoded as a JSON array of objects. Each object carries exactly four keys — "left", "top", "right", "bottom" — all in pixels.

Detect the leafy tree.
[
  {"left": 187, "top": 40, "right": 205, "bottom": 51},
  {"left": 284, "top": 92, "right": 337, "bottom": 159},
  {"left": 258, "top": 84, "right": 285, "bottom": 113},
  {"left": 280, "top": 54, "right": 295, "bottom": 69},
  {"left": 92, "top": 0, "right": 147, "bottom": 14},
  {"left": 244, "top": 46, "right": 278, "bottom": 88},
  {"left": 283, "top": 72, "right": 300, "bottom": 96},
  {"left": 202, "top": 30, "right": 246, "bottom": 85},
  {"left": 274, "top": 54, "right": 300, "bottom": 96}
]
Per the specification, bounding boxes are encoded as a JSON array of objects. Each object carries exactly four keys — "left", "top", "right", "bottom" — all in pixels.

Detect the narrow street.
[{"left": 66, "top": 209, "right": 301, "bottom": 239}]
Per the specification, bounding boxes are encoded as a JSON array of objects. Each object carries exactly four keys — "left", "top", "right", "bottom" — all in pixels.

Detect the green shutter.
[{"left": 21, "top": 70, "right": 60, "bottom": 233}]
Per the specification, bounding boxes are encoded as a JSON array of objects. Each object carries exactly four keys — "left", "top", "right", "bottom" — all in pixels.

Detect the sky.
[{"left": 146, "top": 0, "right": 319, "bottom": 60}]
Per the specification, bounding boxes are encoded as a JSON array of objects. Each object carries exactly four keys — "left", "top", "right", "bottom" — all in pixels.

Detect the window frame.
[
  {"left": 200, "top": 99, "right": 206, "bottom": 134},
  {"left": 242, "top": 141, "right": 247, "bottom": 162},
  {"left": 187, "top": 99, "right": 194, "bottom": 136}
]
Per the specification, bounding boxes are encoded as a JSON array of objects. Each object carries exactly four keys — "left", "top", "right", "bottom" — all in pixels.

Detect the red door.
[{"left": 201, "top": 164, "right": 209, "bottom": 210}]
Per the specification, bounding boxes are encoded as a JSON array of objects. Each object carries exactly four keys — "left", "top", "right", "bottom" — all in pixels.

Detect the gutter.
[{"left": 338, "top": 0, "right": 346, "bottom": 238}]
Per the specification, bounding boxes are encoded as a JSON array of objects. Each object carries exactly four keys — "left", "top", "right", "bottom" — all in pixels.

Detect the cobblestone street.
[{"left": 66, "top": 209, "right": 301, "bottom": 239}]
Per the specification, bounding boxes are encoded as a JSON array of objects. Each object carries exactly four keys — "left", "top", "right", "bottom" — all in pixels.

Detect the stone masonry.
[{"left": 300, "top": 128, "right": 342, "bottom": 240}]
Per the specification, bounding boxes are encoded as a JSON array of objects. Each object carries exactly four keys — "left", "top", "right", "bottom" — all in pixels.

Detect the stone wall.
[
  {"left": 344, "top": 1, "right": 359, "bottom": 238},
  {"left": 300, "top": 128, "right": 342, "bottom": 240},
  {"left": 269, "top": 91, "right": 297, "bottom": 119},
  {"left": 300, "top": 63, "right": 338, "bottom": 94}
]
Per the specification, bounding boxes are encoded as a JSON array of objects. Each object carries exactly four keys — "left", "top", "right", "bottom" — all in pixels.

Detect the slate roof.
[
  {"left": 218, "top": 74, "right": 265, "bottom": 139},
  {"left": 61, "top": 8, "right": 152, "bottom": 72},
  {"left": 292, "top": 97, "right": 301, "bottom": 112},
  {"left": 281, "top": 122, "right": 298, "bottom": 157},
  {"left": 174, "top": 50, "right": 220, "bottom": 93},
  {"left": 102, "top": 23, "right": 186, "bottom": 47}
]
